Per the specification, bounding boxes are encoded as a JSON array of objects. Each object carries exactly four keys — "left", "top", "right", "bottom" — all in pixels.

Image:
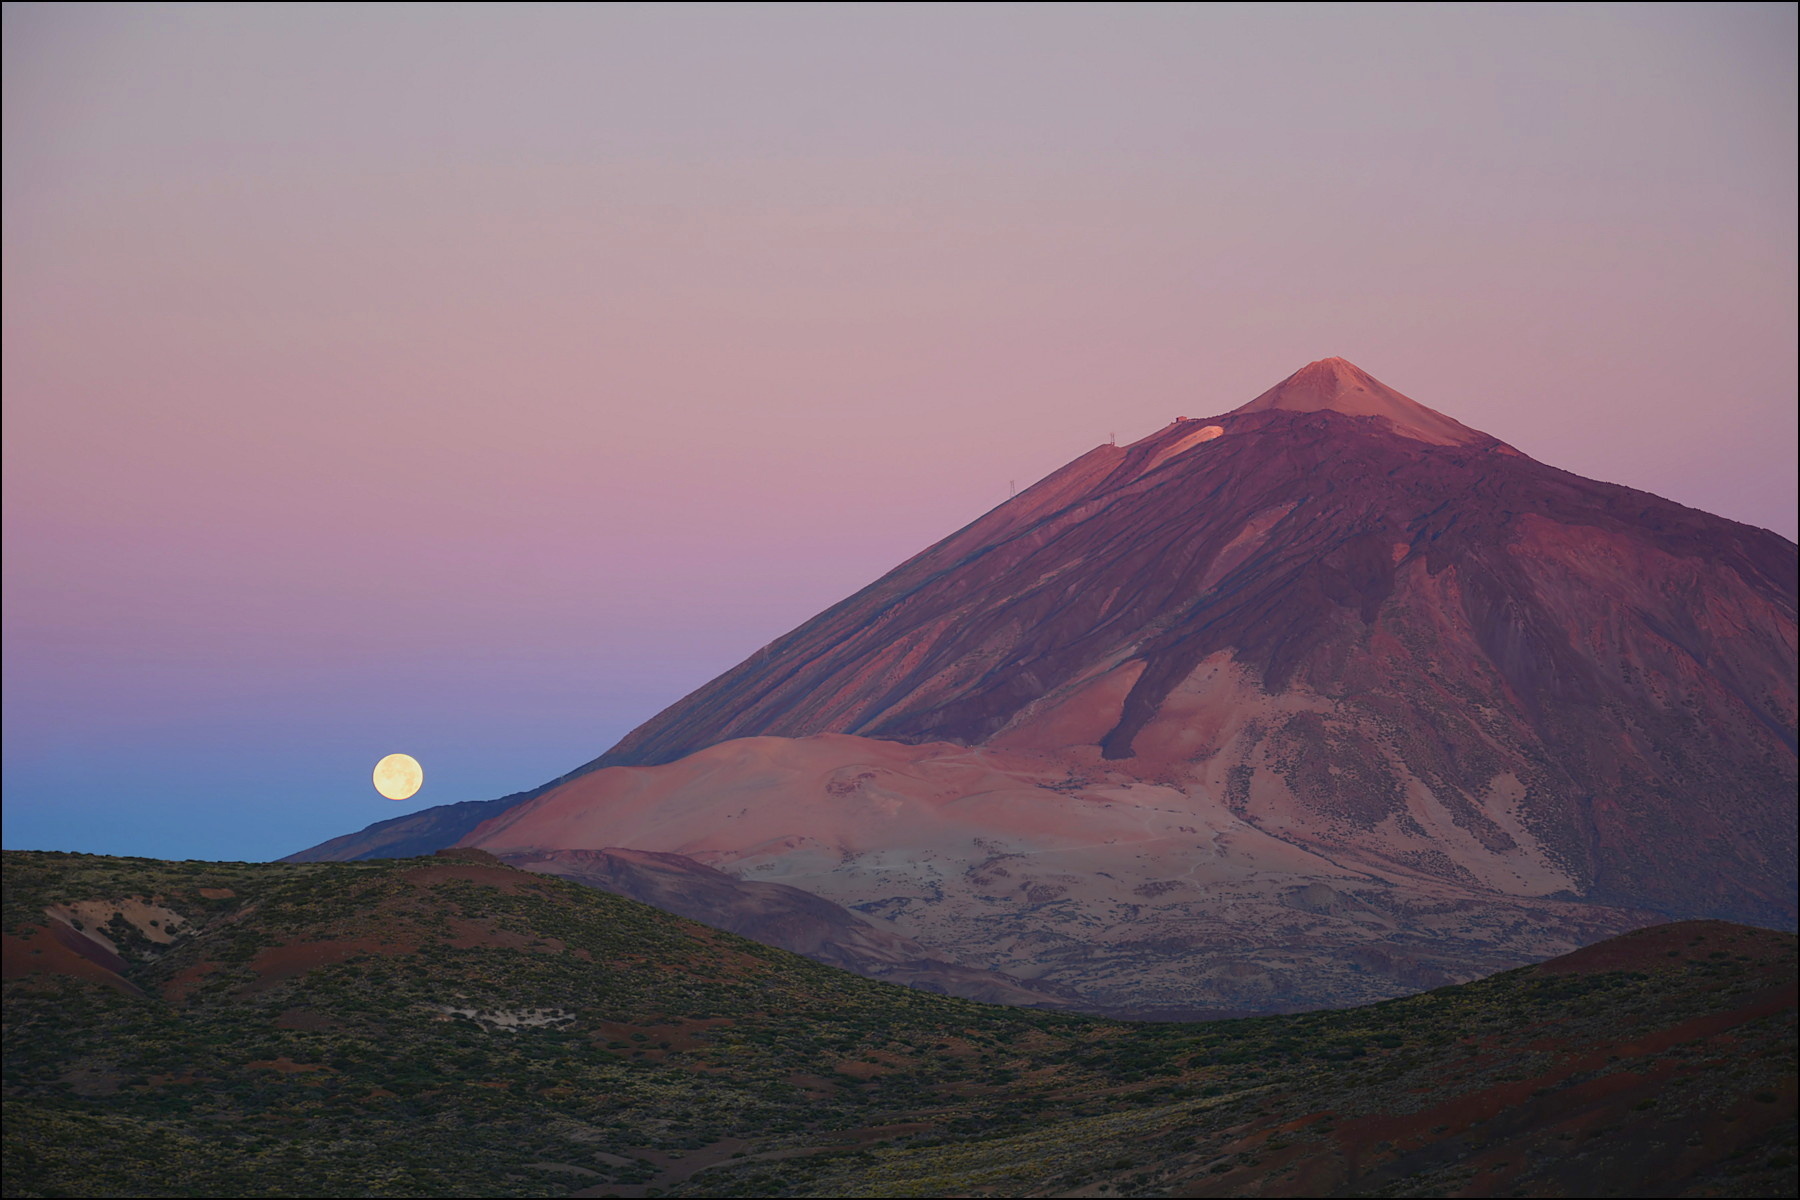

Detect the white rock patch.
[{"left": 435, "top": 1006, "right": 575, "bottom": 1031}]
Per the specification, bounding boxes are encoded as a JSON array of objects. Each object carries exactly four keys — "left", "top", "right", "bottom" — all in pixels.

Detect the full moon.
[{"left": 372, "top": 753, "right": 423, "bottom": 801}]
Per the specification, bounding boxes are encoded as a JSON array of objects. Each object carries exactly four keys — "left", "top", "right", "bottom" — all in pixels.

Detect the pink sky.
[{"left": 4, "top": 3, "right": 1795, "bottom": 859}]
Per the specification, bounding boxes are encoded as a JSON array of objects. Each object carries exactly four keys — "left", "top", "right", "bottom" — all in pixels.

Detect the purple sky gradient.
[{"left": 5, "top": 3, "right": 1795, "bottom": 860}]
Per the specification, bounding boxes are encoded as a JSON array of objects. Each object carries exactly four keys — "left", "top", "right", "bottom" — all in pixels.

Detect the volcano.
[{"left": 296, "top": 359, "right": 1797, "bottom": 1012}]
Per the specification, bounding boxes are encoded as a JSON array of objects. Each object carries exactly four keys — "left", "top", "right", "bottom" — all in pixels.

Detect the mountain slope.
[
  {"left": 4, "top": 852, "right": 1794, "bottom": 1199},
  {"left": 576, "top": 356, "right": 1791, "bottom": 792},
  {"left": 456, "top": 731, "right": 1663, "bottom": 1013},
  {"left": 505, "top": 846, "right": 1075, "bottom": 1008}
]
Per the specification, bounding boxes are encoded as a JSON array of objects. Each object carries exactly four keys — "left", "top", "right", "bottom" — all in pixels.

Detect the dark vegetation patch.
[{"left": 1267, "top": 711, "right": 1406, "bottom": 827}]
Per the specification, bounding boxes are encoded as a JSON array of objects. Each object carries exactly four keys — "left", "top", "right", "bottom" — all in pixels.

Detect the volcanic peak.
[{"left": 1231, "top": 356, "right": 1490, "bottom": 447}]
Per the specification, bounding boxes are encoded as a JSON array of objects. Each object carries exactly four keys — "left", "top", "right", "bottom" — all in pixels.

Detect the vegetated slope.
[
  {"left": 4, "top": 851, "right": 1794, "bottom": 1199},
  {"left": 503, "top": 847, "right": 1076, "bottom": 1008},
  {"left": 296, "top": 819, "right": 1077, "bottom": 1011}
]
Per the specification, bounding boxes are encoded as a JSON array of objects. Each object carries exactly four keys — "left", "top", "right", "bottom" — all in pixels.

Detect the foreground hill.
[
  {"left": 295, "top": 358, "right": 1796, "bottom": 1014},
  {"left": 4, "top": 850, "right": 1794, "bottom": 1198}
]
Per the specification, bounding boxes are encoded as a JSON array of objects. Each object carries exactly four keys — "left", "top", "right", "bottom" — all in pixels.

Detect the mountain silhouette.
[{"left": 297, "top": 359, "right": 1797, "bottom": 1010}]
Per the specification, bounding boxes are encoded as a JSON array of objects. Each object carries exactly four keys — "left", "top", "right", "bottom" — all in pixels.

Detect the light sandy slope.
[{"left": 463, "top": 650, "right": 1654, "bottom": 1012}]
